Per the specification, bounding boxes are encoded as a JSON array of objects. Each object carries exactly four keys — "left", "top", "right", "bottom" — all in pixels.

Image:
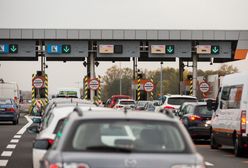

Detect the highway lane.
[
  {"left": 196, "top": 142, "right": 248, "bottom": 168},
  {"left": 0, "top": 113, "right": 35, "bottom": 167},
  {"left": 1, "top": 115, "right": 248, "bottom": 168}
]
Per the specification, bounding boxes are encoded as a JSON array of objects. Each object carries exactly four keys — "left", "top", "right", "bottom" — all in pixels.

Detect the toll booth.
[{"left": 32, "top": 71, "right": 48, "bottom": 106}]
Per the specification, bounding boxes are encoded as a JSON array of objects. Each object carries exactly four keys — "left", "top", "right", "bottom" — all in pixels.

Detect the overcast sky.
[{"left": 0, "top": 0, "right": 248, "bottom": 94}]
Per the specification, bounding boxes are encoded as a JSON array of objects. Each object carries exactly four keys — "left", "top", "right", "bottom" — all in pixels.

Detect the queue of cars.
[
  {"left": 28, "top": 95, "right": 208, "bottom": 168},
  {"left": 28, "top": 72, "right": 248, "bottom": 168}
]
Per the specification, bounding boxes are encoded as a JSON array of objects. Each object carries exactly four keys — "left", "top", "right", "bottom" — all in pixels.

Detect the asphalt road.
[
  {"left": 0, "top": 113, "right": 35, "bottom": 168},
  {"left": 0, "top": 115, "right": 248, "bottom": 168},
  {"left": 195, "top": 141, "right": 248, "bottom": 168}
]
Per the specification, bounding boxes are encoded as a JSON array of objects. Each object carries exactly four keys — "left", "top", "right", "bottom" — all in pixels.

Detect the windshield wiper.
[{"left": 86, "top": 145, "right": 133, "bottom": 153}]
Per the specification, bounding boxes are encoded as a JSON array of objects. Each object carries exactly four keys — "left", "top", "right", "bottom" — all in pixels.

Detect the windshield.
[
  {"left": 0, "top": 99, "right": 12, "bottom": 105},
  {"left": 195, "top": 105, "right": 213, "bottom": 117},
  {"left": 69, "top": 120, "right": 186, "bottom": 153},
  {"left": 168, "top": 97, "right": 197, "bottom": 105}
]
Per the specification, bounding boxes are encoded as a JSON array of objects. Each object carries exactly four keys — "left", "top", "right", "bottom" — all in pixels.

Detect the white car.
[
  {"left": 155, "top": 95, "right": 197, "bottom": 113},
  {"left": 31, "top": 105, "right": 76, "bottom": 168},
  {"left": 113, "top": 99, "right": 136, "bottom": 109}
]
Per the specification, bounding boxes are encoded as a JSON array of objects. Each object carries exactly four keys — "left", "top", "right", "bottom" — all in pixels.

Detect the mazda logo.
[{"left": 124, "top": 159, "right": 137, "bottom": 168}]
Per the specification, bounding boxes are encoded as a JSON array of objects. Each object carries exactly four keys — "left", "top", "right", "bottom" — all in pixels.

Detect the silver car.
[{"left": 41, "top": 108, "right": 205, "bottom": 168}]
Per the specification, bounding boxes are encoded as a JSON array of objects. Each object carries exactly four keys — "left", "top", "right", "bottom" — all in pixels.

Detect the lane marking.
[
  {"left": 16, "top": 115, "right": 33, "bottom": 135},
  {"left": 0, "top": 160, "right": 8, "bottom": 167},
  {"left": 13, "top": 135, "right": 21, "bottom": 139},
  {"left": 1, "top": 151, "right": 12, "bottom": 157},
  {"left": 205, "top": 161, "right": 214, "bottom": 166},
  {"left": 224, "top": 154, "right": 234, "bottom": 157},
  {"left": 10, "top": 139, "right": 19, "bottom": 143},
  {"left": 6, "top": 145, "right": 16, "bottom": 149}
]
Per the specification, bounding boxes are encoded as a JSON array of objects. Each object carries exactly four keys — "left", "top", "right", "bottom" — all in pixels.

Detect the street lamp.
[
  {"left": 160, "top": 61, "right": 163, "bottom": 97},
  {"left": 119, "top": 62, "right": 122, "bottom": 95}
]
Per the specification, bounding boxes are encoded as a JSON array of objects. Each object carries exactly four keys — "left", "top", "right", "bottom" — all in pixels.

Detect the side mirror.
[
  {"left": 27, "top": 125, "right": 40, "bottom": 134},
  {"left": 207, "top": 99, "right": 217, "bottom": 111}
]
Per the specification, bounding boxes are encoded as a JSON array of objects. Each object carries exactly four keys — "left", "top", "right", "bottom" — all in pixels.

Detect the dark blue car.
[
  {"left": 179, "top": 102, "right": 213, "bottom": 140},
  {"left": 0, "top": 98, "right": 20, "bottom": 125}
]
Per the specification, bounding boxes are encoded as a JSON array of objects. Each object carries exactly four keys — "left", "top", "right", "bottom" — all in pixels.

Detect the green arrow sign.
[
  {"left": 166, "top": 45, "right": 174, "bottom": 54},
  {"left": 62, "top": 45, "right": 71, "bottom": 54},
  {"left": 211, "top": 45, "right": 220, "bottom": 54},
  {"left": 9, "top": 44, "right": 18, "bottom": 53}
]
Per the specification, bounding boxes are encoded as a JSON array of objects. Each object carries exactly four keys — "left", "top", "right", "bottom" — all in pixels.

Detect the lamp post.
[
  {"left": 160, "top": 61, "right": 163, "bottom": 97},
  {"left": 119, "top": 62, "right": 122, "bottom": 95}
]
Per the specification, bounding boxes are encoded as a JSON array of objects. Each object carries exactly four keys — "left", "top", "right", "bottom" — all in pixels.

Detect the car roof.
[
  {"left": 165, "top": 95, "right": 197, "bottom": 99},
  {"left": 69, "top": 107, "right": 177, "bottom": 122}
]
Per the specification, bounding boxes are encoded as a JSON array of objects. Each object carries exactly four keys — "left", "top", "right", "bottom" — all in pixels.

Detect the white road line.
[
  {"left": 10, "top": 139, "right": 19, "bottom": 143},
  {"left": 0, "top": 160, "right": 8, "bottom": 167},
  {"left": 1, "top": 151, "right": 12, "bottom": 157},
  {"left": 6, "top": 145, "right": 16, "bottom": 149},
  {"left": 13, "top": 135, "right": 21, "bottom": 139},
  {"left": 205, "top": 161, "right": 214, "bottom": 166},
  {"left": 16, "top": 115, "right": 33, "bottom": 135}
]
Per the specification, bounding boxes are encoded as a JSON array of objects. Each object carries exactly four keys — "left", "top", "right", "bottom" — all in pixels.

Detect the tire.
[
  {"left": 13, "top": 118, "right": 19, "bottom": 125},
  {"left": 234, "top": 137, "right": 243, "bottom": 157},
  {"left": 210, "top": 132, "right": 219, "bottom": 149}
]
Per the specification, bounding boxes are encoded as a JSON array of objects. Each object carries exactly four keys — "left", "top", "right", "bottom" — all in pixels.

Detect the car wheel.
[
  {"left": 234, "top": 137, "right": 243, "bottom": 157},
  {"left": 210, "top": 132, "right": 219, "bottom": 149}
]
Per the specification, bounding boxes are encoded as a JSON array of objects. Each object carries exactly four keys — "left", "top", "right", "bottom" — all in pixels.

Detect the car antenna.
[{"left": 73, "top": 106, "right": 83, "bottom": 116}]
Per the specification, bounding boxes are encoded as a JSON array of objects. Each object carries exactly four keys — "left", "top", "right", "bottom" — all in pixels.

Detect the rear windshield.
[
  {"left": 0, "top": 99, "right": 12, "bottom": 105},
  {"left": 65, "top": 120, "right": 188, "bottom": 153},
  {"left": 195, "top": 105, "right": 213, "bottom": 117},
  {"left": 168, "top": 97, "right": 197, "bottom": 105}
]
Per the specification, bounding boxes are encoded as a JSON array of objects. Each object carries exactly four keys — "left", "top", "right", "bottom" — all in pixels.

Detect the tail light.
[
  {"left": 64, "top": 163, "right": 90, "bottom": 168},
  {"left": 49, "top": 163, "right": 61, "bottom": 168},
  {"left": 48, "top": 139, "right": 55, "bottom": 145},
  {"left": 241, "top": 110, "right": 246, "bottom": 134},
  {"left": 115, "top": 105, "right": 122, "bottom": 108},
  {"left": 188, "top": 115, "right": 202, "bottom": 121},
  {"left": 5, "top": 108, "right": 15, "bottom": 112},
  {"left": 164, "top": 105, "right": 175, "bottom": 109}
]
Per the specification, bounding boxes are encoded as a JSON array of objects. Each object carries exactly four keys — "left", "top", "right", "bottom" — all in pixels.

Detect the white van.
[
  {"left": 209, "top": 72, "right": 248, "bottom": 156},
  {"left": 0, "top": 80, "right": 20, "bottom": 103}
]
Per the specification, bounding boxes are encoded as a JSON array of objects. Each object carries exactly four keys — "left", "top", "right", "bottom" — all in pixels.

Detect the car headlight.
[{"left": 171, "top": 164, "right": 205, "bottom": 168}]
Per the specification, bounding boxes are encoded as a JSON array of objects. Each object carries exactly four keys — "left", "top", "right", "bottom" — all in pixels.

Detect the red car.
[{"left": 105, "top": 95, "right": 131, "bottom": 108}]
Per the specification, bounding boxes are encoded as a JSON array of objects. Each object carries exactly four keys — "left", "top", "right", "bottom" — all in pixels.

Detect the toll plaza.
[{"left": 0, "top": 29, "right": 248, "bottom": 101}]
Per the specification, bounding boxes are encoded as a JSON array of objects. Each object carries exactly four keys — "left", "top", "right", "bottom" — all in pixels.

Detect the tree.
[{"left": 102, "top": 66, "right": 133, "bottom": 101}]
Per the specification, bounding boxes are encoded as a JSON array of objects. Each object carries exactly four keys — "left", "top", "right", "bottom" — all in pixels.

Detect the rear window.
[
  {"left": 0, "top": 99, "right": 12, "bottom": 105},
  {"left": 65, "top": 120, "right": 188, "bottom": 153},
  {"left": 53, "top": 118, "right": 65, "bottom": 134},
  {"left": 168, "top": 97, "right": 197, "bottom": 105},
  {"left": 195, "top": 105, "right": 213, "bottom": 116}
]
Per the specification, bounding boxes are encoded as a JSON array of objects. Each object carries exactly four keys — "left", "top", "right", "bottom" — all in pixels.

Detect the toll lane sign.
[
  {"left": 0, "top": 44, "right": 8, "bottom": 53},
  {"left": 0, "top": 44, "right": 18, "bottom": 54},
  {"left": 199, "top": 82, "right": 210, "bottom": 93},
  {"left": 89, "top": 79, "right": 100, "bottom": 90},
  {"left": 33, "top": 77, "right": 44, "bottom": 89},
  {"left": 144, "top": 81, "right": 154, "bottom": 92}
]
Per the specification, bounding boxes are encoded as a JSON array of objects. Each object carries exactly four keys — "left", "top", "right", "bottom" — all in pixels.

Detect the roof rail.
[{"left": 73, "top": 106, "right": 83, "bottom": 117}]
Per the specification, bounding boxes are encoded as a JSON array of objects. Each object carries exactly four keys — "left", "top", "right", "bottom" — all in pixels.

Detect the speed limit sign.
[
  {"left": 89, "top": 79, "right": 100, "bottom": 90},
  {"left": 144, "top": 81, "right": 154, "bottom": 92}
]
